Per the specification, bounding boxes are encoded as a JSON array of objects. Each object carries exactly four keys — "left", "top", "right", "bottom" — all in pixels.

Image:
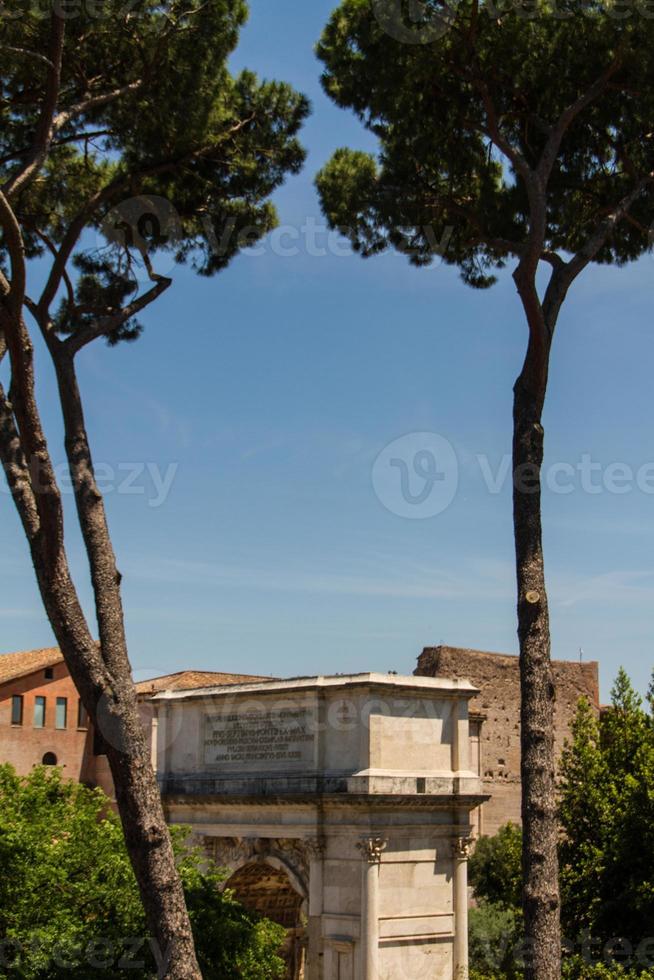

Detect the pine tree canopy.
[
  {"left": 0, "top": 1, "right": 309, "bottom": 346},
  {"left": 316, "top": 0, "right": 654, "bottom": 288}
]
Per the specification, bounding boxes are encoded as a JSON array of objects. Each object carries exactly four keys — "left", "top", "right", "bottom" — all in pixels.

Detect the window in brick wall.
[
  {"left": 11, "top": 695, "right": 23, "bottom": 725},
  {"left": 44, "top": 667, "right": 54, "bottom": 680},
  {"left": 77, "top": 700, "right": 88, "bottom": 729},
  {"left": 34, "top": 696, "right": 46, "bottom": 728},
  {"left": 42, "top": 752, "right": 57, "bottom": 766},
  {"left": 55, "top": 697, "right": 67, "bottom": 730}
]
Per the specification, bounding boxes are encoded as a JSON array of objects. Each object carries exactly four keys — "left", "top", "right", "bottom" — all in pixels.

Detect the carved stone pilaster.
[
  {"left": 305, "top": 836, "right": 326, "bottom": 860},
  {"left": 357, "top": 836, "right": 388, "bottom": 865}
]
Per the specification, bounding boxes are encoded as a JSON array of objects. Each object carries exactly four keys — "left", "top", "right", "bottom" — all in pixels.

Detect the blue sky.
[{"left": 2, "top": 0, "right": 654, "bottom": 699}]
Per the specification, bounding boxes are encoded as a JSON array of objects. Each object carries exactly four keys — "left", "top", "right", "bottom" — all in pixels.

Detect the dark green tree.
[
  {"left": 469, "top": 901, "right": 523, "bottom": 980},
  {"left": 314, "top": 4, "right": 654, "bottom": 976},
  {"left": 0, "top": 4, "right": 307, "bottom": 975},
  {"left": 0, "top": 765, "right": 286, "bottom": 980},
  {"left": 470, "top": 823, "right": 523, "bottom": 911},
  {"left": 558, "top": 698, "right": 612, "bottom": 940},
  {"left": 469, "top": 823, "right": 524, "bottom": 980},
  {"left": 559, "top": 674, "right": 654, "bottom": 956}
]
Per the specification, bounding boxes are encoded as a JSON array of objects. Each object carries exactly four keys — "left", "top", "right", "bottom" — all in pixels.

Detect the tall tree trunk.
[
  {"left": 50, "top": 347, "right": 203, "bottom": 980},
  {"left": 512, "top": 318, "right": 561, "bottom": 980},
  {"left": 0, "top": 307, "right": 201, "bottom": 980}
]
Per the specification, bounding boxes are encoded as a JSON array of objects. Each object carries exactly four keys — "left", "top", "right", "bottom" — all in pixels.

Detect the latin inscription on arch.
[{"left": 203, "top": 706, "right": 316, "bottom": 768}]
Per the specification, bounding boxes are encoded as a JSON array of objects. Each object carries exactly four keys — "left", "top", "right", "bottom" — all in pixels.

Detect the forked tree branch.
[{"left": 541, "top": 176, "right": 652, "bottom": 337}]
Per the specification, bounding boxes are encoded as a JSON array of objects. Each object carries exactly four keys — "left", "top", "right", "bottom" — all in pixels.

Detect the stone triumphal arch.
[{"left": 153, "top": 672, "right": 486, "bottom": 980}]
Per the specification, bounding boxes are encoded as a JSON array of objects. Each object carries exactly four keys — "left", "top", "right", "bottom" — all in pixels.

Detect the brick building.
[
  {"left": 415, "top": 645, "right": 600, "bottom": 836},
  {"left": 0, "top": 648, "right": 268, "bottom": 795},
  {"left": 0, "top": 648, "right": 95, "bottom": 780}
]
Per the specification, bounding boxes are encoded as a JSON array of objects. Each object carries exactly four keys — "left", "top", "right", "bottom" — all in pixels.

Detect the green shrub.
[
  {"left": 469, "top": 824, "right": 522, "bottom": 910},
  {"left": 469, "top": 900, "right": 523, "bottom": 980},
  {"left": 0, "top": 765, "right": 285, "bottom": 979}
]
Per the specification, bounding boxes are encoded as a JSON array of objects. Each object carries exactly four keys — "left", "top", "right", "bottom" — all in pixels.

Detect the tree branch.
[
  {"left": 537, "top": 59, "right": 622, "bottom": 185},
  {"left": 3, "top": 11, "right": 65, "bottom": 199},
  {"left": 0, "top": 45, "right": 55, "bottom": 70},
  {"left": 0, "top": 189, "right": 27, "bottom": 317},
  {"left": 34, "top": 229, "right": 76, "bottom": 312},
  {"left": 0, "top": 378, "right": 110, "bottom": 698},
  {"left": 53, "top": 80, "right": 144, "bottom": 133},
  {"left": 64, "top": 261, "right": 172, "bottom": 355},
  {"left": 476, "top": 80, "right": 531, "bottom": 185},
  {"left": 540, "top": 175, "right": 652, "bottom": 335},
  {"left": 37, "top": 143, "right": 215, "bottom": 316},
  {"left": 564, "top": 175, "right": 652, "bottom": 284},
  {"left": 473, "top": 79, "right": 548, "bottom": 276},
  {"left": 0, "top": 381, "right": 41, "bottom": 543},
  {"left": 0, "top": 131, "right": 111, "bottom": 169}
]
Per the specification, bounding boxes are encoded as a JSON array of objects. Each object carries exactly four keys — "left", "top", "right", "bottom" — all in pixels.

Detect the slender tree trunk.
[
  {"left": 0, "top": 307, "right": 201, "bottom": 979},
  {"left": 50, "top": 348, "right": 203, "bottom": 980},
  {"left": 512, "top": 313, "right": 561, "bottom": 980}
]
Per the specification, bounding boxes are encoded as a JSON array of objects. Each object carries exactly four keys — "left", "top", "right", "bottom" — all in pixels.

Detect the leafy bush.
[
  {"left": 469, "top": 823, "right": 522, "bottom": 910},
  {"left": 561, "top": 958, "right": 654, "bottom": 980},
  {"left": 470, "top": 901, "right": 523, "bottom": 980},
  {"left": 0, "top": 765, "right": 285, "bottom": 979}
]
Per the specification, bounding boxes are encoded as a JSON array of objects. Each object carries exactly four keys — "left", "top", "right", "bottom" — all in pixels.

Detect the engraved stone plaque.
[{"left": 203, "top": 705, "right": 316, "bottom": 769}]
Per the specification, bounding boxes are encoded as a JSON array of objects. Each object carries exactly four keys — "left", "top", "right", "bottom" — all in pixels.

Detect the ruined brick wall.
[{"left": 415, "top": 646, "right": 600, "bottom": 837}]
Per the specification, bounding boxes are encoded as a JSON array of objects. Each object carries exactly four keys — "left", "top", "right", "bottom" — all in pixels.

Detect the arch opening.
[{"left": 226, "top": 861, "right": 307, "bottom": 979}]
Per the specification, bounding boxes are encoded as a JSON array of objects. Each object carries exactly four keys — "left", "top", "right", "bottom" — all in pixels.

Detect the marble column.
[
  {"left": 149, "top": 707, "right": 159, "bottom": 771},
  {"left": 306, "top": 837, "right": 326, "bottom": 979},
  {"left": 452, "top": 836, "right": 473, "bottom": 980},
  {"left": 357, "top": 836, "right": 387, "bottom": 980}
]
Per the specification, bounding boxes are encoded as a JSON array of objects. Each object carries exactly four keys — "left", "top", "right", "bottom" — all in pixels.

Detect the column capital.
[
  {"left": 357, "top": 836, "right": 388, "bottom": 865},
  {"left": 452, "top": 836, "right": 474, "bottom": 860}
]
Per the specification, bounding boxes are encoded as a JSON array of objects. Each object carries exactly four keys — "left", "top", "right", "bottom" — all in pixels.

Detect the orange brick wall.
[{"left": 0, "top": 661, "right": 95, "bottom": 781}]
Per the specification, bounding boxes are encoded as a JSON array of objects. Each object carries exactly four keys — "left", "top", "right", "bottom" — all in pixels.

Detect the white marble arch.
[{"left": 153, "top": 672, "right": 487, "bottom": 980}]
